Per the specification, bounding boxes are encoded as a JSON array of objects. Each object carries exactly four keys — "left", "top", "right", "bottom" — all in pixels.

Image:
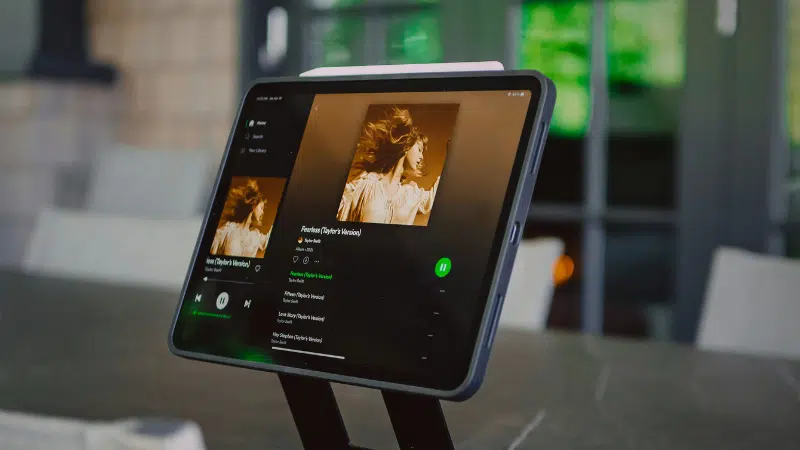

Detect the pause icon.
[{"left": 434, "top": 258, "right": 452, "bottom": 278}]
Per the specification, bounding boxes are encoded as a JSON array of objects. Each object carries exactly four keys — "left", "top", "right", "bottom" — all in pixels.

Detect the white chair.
[
  {"left": 86, "top": 145, "right": 215, "bottom": 219},
  {"left": 0, "top": 409, "right": 205, "bottom": 450},
  {"left": 22, "top": 207, "right": 201, "bottom": 289},
  {"left": 501, "top": 237, "right": 564, "bottom": 330},
  {"left": 697, "top": 247, "right": 800, "bottom": 360}
]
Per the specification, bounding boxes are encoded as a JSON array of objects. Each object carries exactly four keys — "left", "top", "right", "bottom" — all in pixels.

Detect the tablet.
[{"left": 169, "top": 71, "right": 555, "bottom": 400}]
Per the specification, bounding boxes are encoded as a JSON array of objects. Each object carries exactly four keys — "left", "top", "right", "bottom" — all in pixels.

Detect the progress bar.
[
  {"left": 272, "top": 346, "right": 344, "bottom": 360},
  {"left": 202, "top": 277, "right": 254, "bottom": 285}
]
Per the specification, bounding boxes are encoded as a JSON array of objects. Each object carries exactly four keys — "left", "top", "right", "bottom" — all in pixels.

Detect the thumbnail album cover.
[{"left": 211, "top": 176, "right": 286, "bottom": 258}]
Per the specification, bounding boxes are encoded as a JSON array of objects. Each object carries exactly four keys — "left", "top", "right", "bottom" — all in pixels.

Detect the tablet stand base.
[{"left": 279, "top": 374, "right": 454, "bottom": 450}]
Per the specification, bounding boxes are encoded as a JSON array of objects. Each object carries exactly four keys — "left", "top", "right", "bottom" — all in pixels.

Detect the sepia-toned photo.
[
  {"left": 211, "top": 176, "right": 286, "bottom": 258},
  {"left": 337, "top": 103, "right": 460, "bottom": 227}
]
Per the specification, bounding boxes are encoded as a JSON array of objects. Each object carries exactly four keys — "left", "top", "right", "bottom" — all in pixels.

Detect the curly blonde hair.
[
  {"left": 348, "top": 106, "right": 428, "bottom": 181},
  {"left": 221, "top": 179, "right": 265, "bottom": 226}
]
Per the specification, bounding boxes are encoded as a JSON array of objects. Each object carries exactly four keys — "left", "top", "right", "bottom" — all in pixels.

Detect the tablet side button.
[
  {"left": 509, "top": 222, "right": 521, "bottom": 245},
  {"left": 529, "top": 122, "right": 548, "bottom": 174},
  {"left": 486, "top": 295, "right": 504, "bottom": 349}
]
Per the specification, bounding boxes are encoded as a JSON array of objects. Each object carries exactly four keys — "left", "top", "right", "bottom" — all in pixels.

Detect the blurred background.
[{"left": 0, "top": 0, "right": 797, "bottom": 346}]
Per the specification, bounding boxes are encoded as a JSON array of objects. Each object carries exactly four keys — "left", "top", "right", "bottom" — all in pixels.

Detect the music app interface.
[{"left": 172, "top": 88, "right": 533, "bottom": 390}]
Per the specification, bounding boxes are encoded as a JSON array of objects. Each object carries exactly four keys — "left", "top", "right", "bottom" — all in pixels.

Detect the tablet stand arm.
[{"left": 279, "top": 374, "right": 454, "bottom": 450}]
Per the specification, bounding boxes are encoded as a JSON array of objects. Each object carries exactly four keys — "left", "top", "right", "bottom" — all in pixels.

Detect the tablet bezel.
[{"left": 168, "top": 71, "right": 555, "bottom": 400}]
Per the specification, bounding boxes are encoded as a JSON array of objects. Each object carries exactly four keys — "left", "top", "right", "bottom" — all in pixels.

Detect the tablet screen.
[{"left": 171, "top": 76, "right": 542, "bottom": 392}]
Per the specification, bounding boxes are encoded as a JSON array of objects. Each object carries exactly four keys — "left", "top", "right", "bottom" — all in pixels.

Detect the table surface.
[{"left": 1, "top": 272, "right": 799, "bottom": 450}]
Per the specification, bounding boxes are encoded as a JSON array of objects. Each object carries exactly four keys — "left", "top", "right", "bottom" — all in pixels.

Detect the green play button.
[{"left": 434, "top": 257, "right": 452, "bottom": 278}]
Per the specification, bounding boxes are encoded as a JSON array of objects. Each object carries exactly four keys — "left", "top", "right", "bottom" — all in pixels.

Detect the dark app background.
[{"left": 172, "top": 86, "right": 535, "bottom": 391}]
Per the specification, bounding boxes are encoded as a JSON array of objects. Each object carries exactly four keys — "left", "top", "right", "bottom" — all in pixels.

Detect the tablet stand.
[{"left": 279, "top": 374, "right": 454, "bottom": 450}]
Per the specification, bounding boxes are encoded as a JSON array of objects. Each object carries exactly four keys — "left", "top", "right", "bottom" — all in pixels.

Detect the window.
[
  {"left": 386, "top": 10, "right": 442, "bottom": 64},
  {"left": 605, "top": 224, "right": 675, "bottom": 338},
  {"left": 530, "top": 137, "right": 585, "bottom": 205},
  {"left": 789, "top": 0, "right": 800, "bottom": 150},
  {"left": 789, "top": 228, "right": 800, "bottom": 258},
  {"left": 517, "top": 1, "right": 591, "bottom": 137},
  {"left": 305, "top": 0, "right": 442, "bottom": 69},
  {"left": 517, "top": 0, "right": 590, "bottom": 205},
  {"left": 602, "top": 0, "right": 684, "bottom": 339},
  {"left": 309, "top": 16, "right": 366, "bottom": 68},
  {"left": 791, "top": 185, "right": 800, "bottom": 221},
  {"left": 606, "top": 0, "right": 685, "bottom": 208},
  {"left": 607, "top": 0, "right": 686, "bottom": 89},
  {"left": 788, "top": 0, "right": 800, "bottom": 256}
]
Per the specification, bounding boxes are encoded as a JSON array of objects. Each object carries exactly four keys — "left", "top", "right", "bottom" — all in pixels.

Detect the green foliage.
[
  {"left": 386, "top": 11, "right": 443, "bottom": 64},
  {"left": 518, "top": 1, "right": 592, "bottom": 136},
  {"left": 607, "top": 0, "right": 685, "bottom": 87},
  {"left": 517, "top": 0, "right": 686, "bottom": 136},
  {"left": 318, "top": 1, "right": 442, "bottom": 67},
  {"left": 320, "top": 17, "right": 366, "bottom": 67},
  {"left": 789, "top": 0, "right": 800, "bottom": 147}
]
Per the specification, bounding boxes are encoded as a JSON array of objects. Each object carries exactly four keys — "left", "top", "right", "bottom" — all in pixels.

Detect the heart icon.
[
  {"left": 292, "top": 256, "right": 299, "bottom": 263},
  {"left": 255, "top": 265, "right": 261, "bottom": 272}
]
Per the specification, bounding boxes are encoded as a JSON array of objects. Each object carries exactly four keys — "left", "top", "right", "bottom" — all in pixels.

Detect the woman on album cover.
[
  {"left": 211, "top": 179, "right": 272, "bottom": 258},
  {"left": 337, "top": 106, "right": 440, "bottom": 226}
]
